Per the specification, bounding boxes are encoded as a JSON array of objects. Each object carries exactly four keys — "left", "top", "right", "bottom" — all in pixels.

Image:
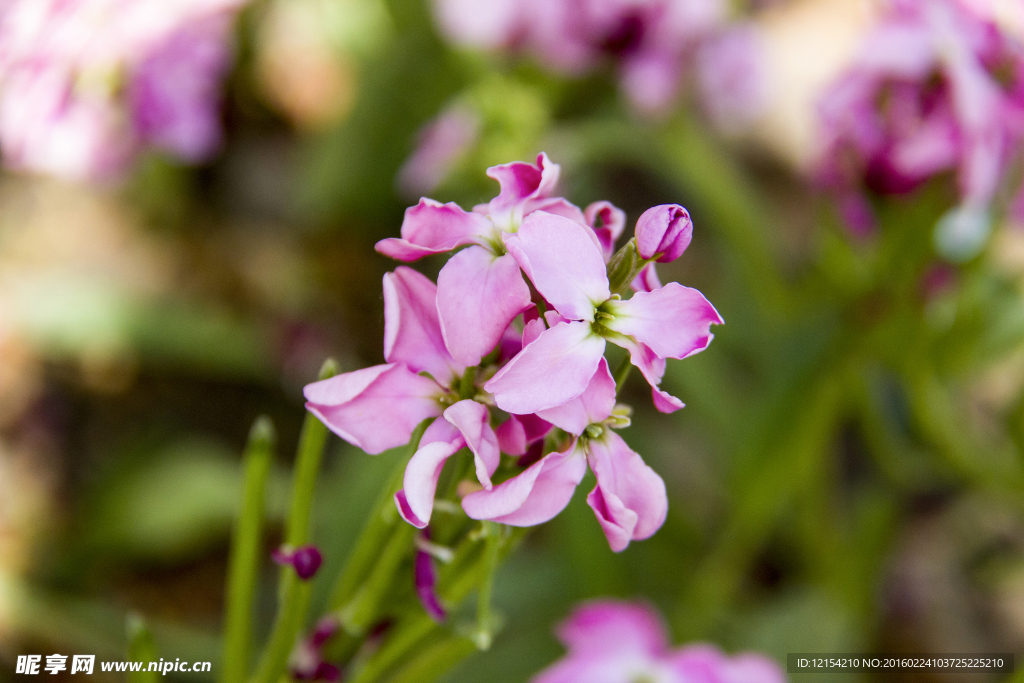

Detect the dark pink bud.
[
  {"left": 314, "top": 663, "right": 341, "bottom": 682},
  {"left": 311, "top": 616, "right": 340, "bottom": 648},
  {"left": 635, "top": 204, "right": 692, "bottom": 262},
  {"left": 272, "top": 545, "right": 324, "bottom": 580},
  {"left": 414, "top": 534, "right": 446, "bottom": 621}
]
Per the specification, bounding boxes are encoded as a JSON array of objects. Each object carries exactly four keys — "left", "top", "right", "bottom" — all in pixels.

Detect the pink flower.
[
  {"left": 818, "top": 0, "right": 1024, "bottom": 231},
  {"left": 0, "top": 0, "right": 245, "bottom": 181},
  {"left": 532, "top": 600, "right": 786, "bottom": 683},
  {"left": 414, "top": 531, "right": 446, "bottom": 621},
  {"left": 396, "top": 103, "right": 481, "bottom": 198},
  {"left": 484, "top": 211, "right": 722, "bottom": 415},
  {"left": 377, "top": 153, "right": 593, "bottom": 367},
  {"left": 464, "top": 359, "right": 668, "bottom": 552},
  {"left": 304, "top": 267, "right": 464, "bottom": 455}
]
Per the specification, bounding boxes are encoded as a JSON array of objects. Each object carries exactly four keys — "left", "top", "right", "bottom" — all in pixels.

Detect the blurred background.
[{"left": 2, "top": 0, "right": 1024, "bottom": 681}]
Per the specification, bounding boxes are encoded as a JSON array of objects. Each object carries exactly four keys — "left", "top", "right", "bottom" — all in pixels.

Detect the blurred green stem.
[
  {"left": 250, "top": 360, "right": 338, "bottom": 683},
  {"left": 221, "top": 417, "right": 275, "bottom": 683},
  {"left": 127, "top": 614, "right": 158, "bottom": 683},
  {"left": 472, "top": 522, "right": 502, "bottom": 651}
]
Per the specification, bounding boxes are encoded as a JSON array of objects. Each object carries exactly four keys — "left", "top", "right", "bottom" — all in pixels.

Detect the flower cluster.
[
  {"left": 304, "top": 153, "right": 722, "bottom": 552},
  {"left": 0, "top": 0, "right": 246, "bottom": 181},
  {"left": 818, "top": 0, "right": 1024, "bottom": 243},
  {"left": 532, "top": 600, "right": 785, "bottom": 683},
  {"left": 431, "top": 0, "right": 766, "bottom": 120}
]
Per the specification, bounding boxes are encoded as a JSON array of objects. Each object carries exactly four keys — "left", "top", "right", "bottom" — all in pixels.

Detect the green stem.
[
  {"left": 473, "top": 522, "right": 502, "bottom": 651},
  {"left": 221, "top": 417, "right": 276, "bottom": 683},
  {"left": 329, "top": 420, "right": 430, "bottom": 614},
  {"left": 613, "top": 354, "right": 633, "bottom": 394},
  {"left": 384, "top": 634, "right": 478, "bottom": 683},
  {"left": 338, "top": 523, "right": 417, "bottom": 634},
  {"left": 127, "top": 614, "right": 158, "bottom": 683},
  {"left": 250, "top": 360, "right": 338, "bottom": 683}
]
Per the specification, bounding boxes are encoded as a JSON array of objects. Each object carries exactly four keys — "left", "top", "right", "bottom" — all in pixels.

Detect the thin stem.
[
  {"left": 327, "top": 419, "right": 430, "bottom": 614},
  {"left": 250, "top": 359, "right": 338, "bottom": 683},
  {"left": 613, "top": 354, "right": 633, "bottom": 394},
  {"left": 473, "top": 522, "right": 502, "bottom": 651},
  {"left": 221, "top": 417, "right": 275, "bottom": 683},
  {"left": 126, "top": 614, "right": 158, "bottom": 683}
]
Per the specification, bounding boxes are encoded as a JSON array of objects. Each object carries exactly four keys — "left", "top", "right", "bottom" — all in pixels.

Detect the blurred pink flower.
[
  {"left": 696, "top": 24, "right": 770, "bottom": 132},
  {"left": 818, "top": 0, "right": 1024, "bottom": 229},
  {"left": 431, "top": 0, "right": 745, "bottom": 116},
  {"left": 0, "top": 0, "right": 246, "bottom": 181},
  {"left": 396, "top": 103, "right": 481, "bottom": 198},
  {"left": 532, "top": 600, "right": 786, "bottom": 683}
]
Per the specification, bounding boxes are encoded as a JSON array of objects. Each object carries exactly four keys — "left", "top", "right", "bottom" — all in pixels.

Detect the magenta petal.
[
  {"left": 415, "top": 544, "right": 446, "bottom": 621},
  {"left": 504, "top": 212, "right": 610, "bottom": 321},
  {"left": 461, "top": 445, "right": 586, "bottom": 526},
  {"left": 528, "top": 197, "right": 587, "bottom": 226},
  {"left": 556, "top": 600, "right": 670, "bottom": 658},
  {"left": 630, "top": 263, "right": 662, "bottom": 293},
  {"left": 486, "top": 152, "right": 560, "bottom": 216},
  {"left": 384, "top": 267, "right": 463, "bottom": 385},
  {"left": 375, "top": 198, "right": 491, "bottom": 261},
  {"left": 608, "top": 282, "right": 723, "bottom": 360},
  {"left": 522, "top": 317, "right": 547, "bottom": 348},
  {"left": 485, "top": 321, "right": 606, "bottom": 414},
  {"left": 585, "top": 200, "right": 626, "bottom": 261},
  {"left": 497, "top": 414, "right": 554, "bottom": 455},
  {"left": 619, "top": 338, "right": 685, "bottom": 414},
  {"left": 443, "top": 399, "right": 500, "bottom": 488},
  {"left": 304, "top": 364, "right": 444, "bottom": 454},
  {"left": 437, "top": 247, "right": 532, "bottom": 366},
  {"left": 396, "top": 419, "right": 464, "bottom": 528},
  {"left": 586, "top": 432, "right": 668, "bottom": 552},
  {"left": 669, "top": 645, "right": 786, "bottom": 683},
  {"left": 536, "top": 357, "right": 616, "bottom": 434}
]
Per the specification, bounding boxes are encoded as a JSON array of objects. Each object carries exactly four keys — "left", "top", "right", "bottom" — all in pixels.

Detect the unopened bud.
[
  {"left": 272, "top": 544, "right": 324, "bottom": 580},
  {"left": 635, "top": 204, "right": 692, "bottom": 262}
]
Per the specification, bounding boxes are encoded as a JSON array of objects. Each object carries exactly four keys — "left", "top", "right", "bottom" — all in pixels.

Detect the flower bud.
[
  {"left": 634, "top": 204, "right": 692, "bottom": 262},
  {"left": 272, "top": 544, "right": 324, "bottom": 580}
]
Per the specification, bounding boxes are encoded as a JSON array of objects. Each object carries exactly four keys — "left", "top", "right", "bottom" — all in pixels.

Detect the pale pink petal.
[
  {"left": 443, "top": 399, "right": 500, "bottom": 488},
  {"left": 486, "top": 152, "right": 560, "bottom": 217},
  {"left": 376, "top": 198, "right": 492, "bottom": 261},
  {"left": 630, "top": 263, "right": 662, "bottom": 293},
  {"left": 522, "top": 317, "right": 547, "bottom": 348},
  {"left": 395, "top": 418, "right": 464, "bottom": 528},
  {"left": 669, "top": 644, "right": 786, "bottom": 683},
  {"left": 537, "top": 357, "right": 616, "bottom": 434},
  {"left": 504, "top": 212, "right": 610, "bottom": 321},
  {"left": 485, "top": 321, "right": 606, "bottom": 414},
  {"left": 528, "top": 197, "right": 587, "bottom": 226},
  {"left": 585, "top": 200, "right": 626, "bottom": 261},
  {"left": 556, "top": 600, "right": 670, "bottom": 658},
  {"left": 437, "top": 247, "right": 532, "bottom": 366},
  {"left": 530, "top": 656, "right": 646, "bottom": 683},
  {"left": 384, "top": 267, "right": 464, "bottom": 385},
  {"left": 607, "top": 283, "right": 723, "bottom": 360},
  {"left": 304, "top": 364, "right": 443, "bottom": 454},
  {"left": 586, "top": 432, "right": 668, "bottom": 552},
  {"left": 616, "top": 337, "right": 685, "bottom": 413},
  {"left": 461, "top": 445, "right": 587, "bottom": 526}
]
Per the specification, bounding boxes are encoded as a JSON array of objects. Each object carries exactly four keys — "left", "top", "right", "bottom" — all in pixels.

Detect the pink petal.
[
  {"left": 504, "top": 211, "right": 610, "bottom": 321},
  {"left": 556, "top": 600, "right": 670, "bottom": 658},
  {"left": 443, "top": 399, "right": 500, "bottom": 488},
  {"left": 617, "top": 338, "right": 685, "bottom": 414},
  {"left": 537, "top": 357, "right": 616, "bottom": 434},
  {"left": 383, "top": 267, "right": 463, "bottom": 385},
  {"left": 437, "top": 247, "right": 532, "bottom": 367},
  {"left": 528, "top": 197, "right": 587, "bottom": 226},
  {"left": 630, "top": 263, "right": 662, "bottom": 293},
  {"left": 375, "top": 198, "right": 491, "bottom": 261},
  {"left": 395, "top": 418, "right": 464, "bottom": 528},
  {"left": 586, "top": 432, "right": 668, "bottom": 552},
  {"left": 607, "top": 282, "right": 723, "bottom": 360},
  {"left": 669, "top": 645, "right": 786, "bottom": 683},
  {"left": 585, "top": 200, "right": 626, "bottom": 261},
  {"left": 461, "top": 445, "right": 587, "bottom": 526},
  {"left": 485, "top": 321, "right": 606, "bottom": 414},
  {"left": 486, "top": 152, "right": 560, "bottom": 220},
  {"left": 522, "top": 317, "right": 547, "bottom": 348},
  {"left": 304, "top": 364, "right": 443, "bottom": 454},
  {"left": 495, "top": 414, "right": 552, "bottom": 456}
]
